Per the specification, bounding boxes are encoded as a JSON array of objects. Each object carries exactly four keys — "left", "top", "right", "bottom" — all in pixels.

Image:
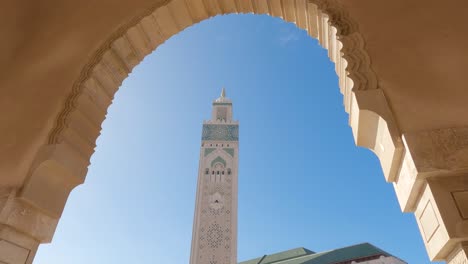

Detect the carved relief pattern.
[
  {"left": 196, "top": 154, "right": 233, "bottom": 264},
  {"left": 0, "top": 191, "right": 59, "bottom": 243},
  {"left": 311, "top": 0, "right": 378, "bottom": 91},
  {"left": 202, "top": 125, "right": 239, "bottom": 141},
  {"left": 405, "top": 127, "right": 468, "bottom": 172},
  {"left": 449, "top": 248, "right": 468, "bottom": 264}
]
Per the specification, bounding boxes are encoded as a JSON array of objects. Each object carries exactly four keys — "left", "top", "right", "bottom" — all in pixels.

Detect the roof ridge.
[
  {"left": 259, "top": 247, "right": 315, "bottom": 264},
  {"left": 257, "top": 255, "right": 267, "bottom": 264},
  {"left": 328, "top": 242, "right": 390, "bottom": 255}
]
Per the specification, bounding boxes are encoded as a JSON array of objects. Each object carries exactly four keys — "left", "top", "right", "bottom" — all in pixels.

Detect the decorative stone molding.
[
  {"left": 0, "top": 188, "right": 60, "bottom": 264},
  {"left": 394, "top": 127, "right": 468, "bottom": 212},
  {"left": 413, "top": 175, "right": 468, "bottom": 261},
  {"left": 0, "top": 224, "right": 39, "bottom": 264},
  {"left": 311, "top": 0, "right": 358, "bottom": 36},
  {"left": 404, "top": 127, "right": 468, "bottom": 175},
  {"left": 310, "top": 0, "right": 404, "bottom": 182},
  {"left": 0, "top": 189, "right": 59, "bottom": 243},
  {"left": 0, "top": 140, "right": 87, "bottom": 264},
  {"left": 448, "top": 243, "right": 468, "bottom": 264}
]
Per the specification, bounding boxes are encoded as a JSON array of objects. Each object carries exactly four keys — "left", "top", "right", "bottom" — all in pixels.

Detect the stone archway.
[
  {"left": 47, "top": 0, "right": 402, "bottom": 194},
  {"left": 2, "top": 1, "right": 467, "bottom": 263}
]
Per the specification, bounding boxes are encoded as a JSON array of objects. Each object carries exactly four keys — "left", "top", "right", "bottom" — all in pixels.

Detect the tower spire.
[{"left": 221, "top": 87, "right": 226, "bottom": 98}]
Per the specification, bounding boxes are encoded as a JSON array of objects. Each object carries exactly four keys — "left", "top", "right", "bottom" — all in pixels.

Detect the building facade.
[
  {"left": 190, "top": 89, "right": 239, "bottom": 264},
  {"left": 239, "top": 243, "right": 407, "bottom": 264}
]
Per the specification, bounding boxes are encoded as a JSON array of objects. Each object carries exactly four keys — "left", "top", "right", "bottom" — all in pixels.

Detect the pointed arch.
[{"left": 211, "top": 156, "right": 227, "bottom": 168}]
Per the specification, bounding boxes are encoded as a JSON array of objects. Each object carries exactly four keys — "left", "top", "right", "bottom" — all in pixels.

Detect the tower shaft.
[{"left": 190, "top": 91, "right": 238, "bottom": 264}]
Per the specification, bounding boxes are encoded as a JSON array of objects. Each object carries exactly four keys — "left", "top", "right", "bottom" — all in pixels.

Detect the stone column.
[
  {"left": 392, "top": 127, "right": 468, "bottom": 263},
  {"left": 0, "top": 142, "right": 88, "bottom": 264},
  {"left": 0, "top": 188, "right": 57, "bottom": 264}
]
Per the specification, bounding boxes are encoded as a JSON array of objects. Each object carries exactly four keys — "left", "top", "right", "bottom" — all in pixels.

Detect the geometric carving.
[
  {"left": 452, "top": 191, "right": 468, "bottom": 220},
  {"left": 209, "top": 192, "right": 224, "bottom": 210},
  {"left": 448, "top": 246, "right": 468, "bottom": 264},
  {"left": 202, "top": 124, "right": 239, "bottom": 141},
  {"left": 206, "top": 223, "right": 223, "bottom": 248},
  {"left": 419, "top": 200, "right": 440, "bottom": 242},
  {"left": 211, "top": 156, "right": 226, "bottom": 167}
]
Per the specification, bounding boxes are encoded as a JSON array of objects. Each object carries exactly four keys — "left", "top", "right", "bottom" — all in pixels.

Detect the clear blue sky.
[{"left": 35, "top": 14, "right": 434, "bottom": 264}]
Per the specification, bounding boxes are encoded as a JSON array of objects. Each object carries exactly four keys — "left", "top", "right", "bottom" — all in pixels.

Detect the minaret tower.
[{"left": 190, "top": 88, "right": 238, "bottom": 264}]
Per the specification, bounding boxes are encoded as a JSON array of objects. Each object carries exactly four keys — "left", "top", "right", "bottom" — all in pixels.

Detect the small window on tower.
[
  {"left": 227, "top": 169, "right": 231, "bottom": 175},
  {"left": 205, "top": 169, "right": 209, "bottom": 175}
]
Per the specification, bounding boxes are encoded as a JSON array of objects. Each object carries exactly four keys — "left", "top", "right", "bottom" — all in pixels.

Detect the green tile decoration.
[
  {"left": 211, "top": 156, "right": 226, "bottom": 167},
  {"left": 202, "top": 124, "right": 239, "bottom": 141},
  {"left": 204, "top": 148, "right": 216, "bottom": 157},
  {"left": 223, "top": 148, "right": 234, "bottom": 157}
]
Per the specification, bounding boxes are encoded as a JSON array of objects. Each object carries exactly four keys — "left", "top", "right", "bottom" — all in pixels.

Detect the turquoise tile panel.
[
  {"left": 202, "top": 124, "right": 239, "bottom": 141},
  {"left": 223, "top": 148, "right": 234, "bottom": 157},
  {"left": 204, "top": 148, "right": 216, "bottom": 157}
]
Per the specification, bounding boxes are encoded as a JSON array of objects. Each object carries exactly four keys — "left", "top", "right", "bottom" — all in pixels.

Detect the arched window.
[
  {"left": 227, "top": 168, "right": 231, "bottom": 175},
  {"left": 205, "top": 168, "right": 209, "bottom": 175}
]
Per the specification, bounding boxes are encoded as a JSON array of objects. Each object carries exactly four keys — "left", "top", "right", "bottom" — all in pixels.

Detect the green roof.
[
  {"left": 261, "top": 248, "right": 315, "bottom": 264},
  {"left": 239, "top": 243, "right": 405, "bottom": 264}
]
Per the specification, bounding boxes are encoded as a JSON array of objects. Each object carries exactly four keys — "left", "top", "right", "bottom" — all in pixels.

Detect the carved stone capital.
[
  {"left": 448, "top": 243, "right": 468, "bottom": 264},
  {"left": 20, "top": 142, "right": 88, "bottom": 219},
  {"left": 404, "top": 127, "right": 468, "bottom": 175},
  {"left": 414, "top": 175, "right": 468, "bottom": 261},
  {"left": 0, "top": 188, "right": 59, "bottom": 243},
  {"left": 0, "top": 223, "right": 39, "bottom": 264},
  {"left": 394, "top": 127, "right": 468, "bottom": 212}
]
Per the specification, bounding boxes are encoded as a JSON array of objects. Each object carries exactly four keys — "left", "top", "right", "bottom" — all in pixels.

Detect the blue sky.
[{"left": 35, "top": 14, "right": 433, "bottom": 263}]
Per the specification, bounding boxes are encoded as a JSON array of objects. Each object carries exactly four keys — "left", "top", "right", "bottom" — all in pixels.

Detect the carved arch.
[
  {"left": 37, "top": 0, "right": 403, "bottom": 190},
  {"left": 211, "top": 156, "right": 227, "bottom": 168},
  {"left": 22, "top": 0, "right": 405, "bottom": 240}
]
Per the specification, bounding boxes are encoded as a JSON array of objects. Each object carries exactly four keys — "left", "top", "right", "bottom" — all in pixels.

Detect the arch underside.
[
  {"left": 17, "top": 0, "right": 468, "bottom": 263},
  {"left": 47, "top": 0, "right": 402, "bottom": 184}
]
